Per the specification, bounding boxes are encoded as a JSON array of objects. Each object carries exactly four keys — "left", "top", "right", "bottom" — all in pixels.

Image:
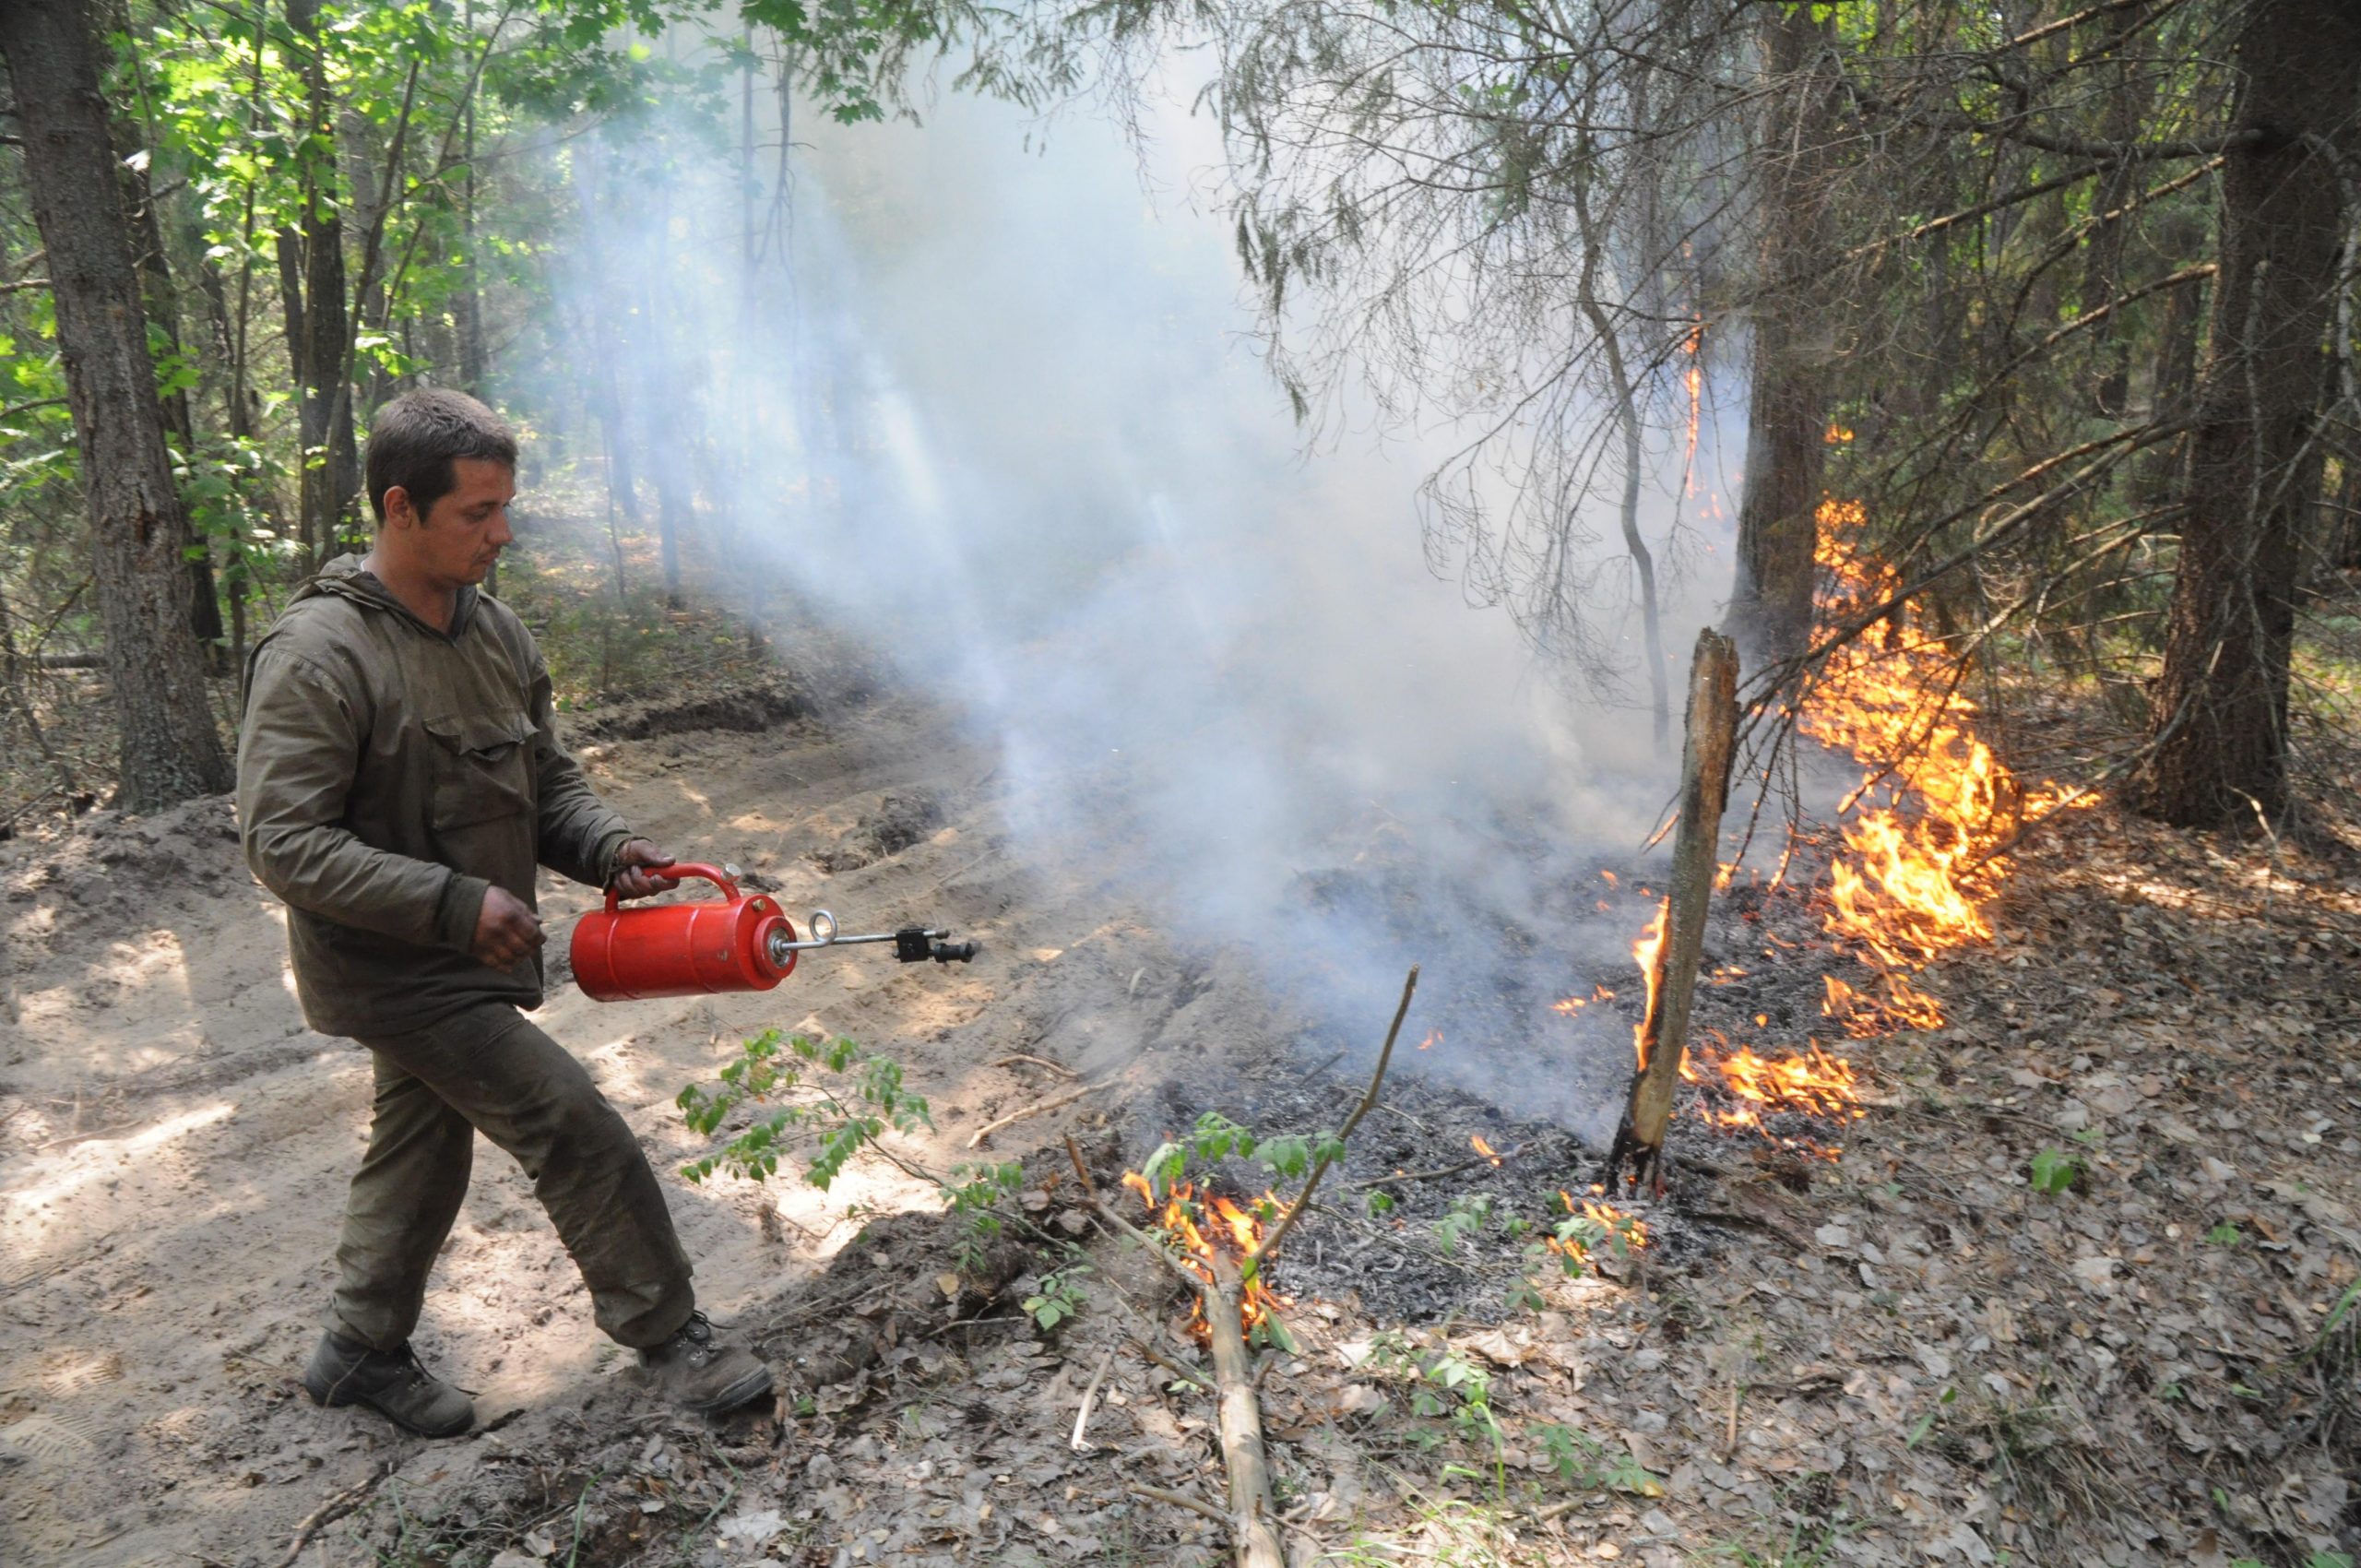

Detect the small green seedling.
[
  {"left": 1022, "top": 1264, "right": 1090, "bottom": 1332},
  {"left": 2029, "top": 1146, "right": 2080, "bottom": 1194}
]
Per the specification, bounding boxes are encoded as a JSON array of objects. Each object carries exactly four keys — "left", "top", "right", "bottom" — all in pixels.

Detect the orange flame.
[
  {"left": 1119, "top": 1173, "right": 1287, "bottom": 1336},
  {"left": 1546, "top": 1189, "right": 1652, "bottom": 1265},
  {"left": 1821, "top": 973, "right": 1944, "bottom": 1038},
  {"left": 1551, "top": 981, "right": 1616, "bottom": 1016},
  {"left": 1802, "top": 496, "right": 2078, "bottom": 980},
  {"left": 1631, "top": 899, "right": 1669, "bottom": 1070},
  {"left": 1682, "top": 323, "right": 1703, "bottom": 497},
  {"left": 1470, "top": 1134, "right": 1502, "bottom": 1167}
]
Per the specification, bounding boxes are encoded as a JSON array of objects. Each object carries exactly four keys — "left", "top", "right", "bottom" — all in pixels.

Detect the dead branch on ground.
[
  {"left": 966, "top": 1080, "right": 1110, "bottom": 1148},
  {"left": 1070, "top": 965, "right": 1419, "bottom": 1568}
]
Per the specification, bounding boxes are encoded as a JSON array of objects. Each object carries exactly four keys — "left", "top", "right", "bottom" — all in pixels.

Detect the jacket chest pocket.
[{"left": 425, "top": 712, "right": 535, "bottom": 830}]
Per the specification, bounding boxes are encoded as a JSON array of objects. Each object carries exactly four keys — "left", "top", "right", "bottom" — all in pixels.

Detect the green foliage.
[
  {"left": 1021, "top": 1260, "right": 1089, "bottom": 1333},
  {"left": 1904, "top": 1384, "right": 1958, "bottom": 1448},
  {"left": 940, "top": 1158, "right": 1025, "bottom": 1272},
  {"left": 1532, "top": 1422, "right": 1662, "bottom": 1497},
  {"left": 676, "top": 1028, "right": 932, "bottom": 1188},
  {"left": 1431, "top": 1193, "right": 1492, "bottom": 1253},
  {"left": 1701, "top": 1519, "right": 1844, "bottom": 1568},
  {"left": 2028, "top": 1147, "right": 2081, "bottom": 1195},
  {"left": 1136, "top": 1109, "right": 1346, "bottom": 1199},
  {"left": 1536, "top": 1192, "right": 1647, "bottom": 1276},
  {"left": 2204, "top": 1219, "right": 2243, "bottom": 1246},
  {"left": 1365, "top": 1331, "right": 1501, "bottom": 1456}
]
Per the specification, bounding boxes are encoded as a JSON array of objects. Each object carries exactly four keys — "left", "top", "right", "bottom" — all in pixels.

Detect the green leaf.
[{"left": 2029, "top": 1147, "right": 2079, "bottom": 1194}]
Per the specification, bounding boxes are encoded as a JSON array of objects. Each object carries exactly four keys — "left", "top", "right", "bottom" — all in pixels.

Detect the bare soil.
[{"left": 4, "top": 619, "right": 2358, "bottom": 1568}]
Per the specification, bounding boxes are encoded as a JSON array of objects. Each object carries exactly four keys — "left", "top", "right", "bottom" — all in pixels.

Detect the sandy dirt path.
[{"left": 0, "top": 662, "right": 1238, "bottom": 1567}]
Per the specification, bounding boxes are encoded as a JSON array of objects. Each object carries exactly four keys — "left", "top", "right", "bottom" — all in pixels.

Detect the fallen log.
[
  {"left": 1074, "top": 966, "right": 1418, "bottom": 1568},
  {"left": 1204, "top": 1251, "right": 1286, "bottom": 1568}
]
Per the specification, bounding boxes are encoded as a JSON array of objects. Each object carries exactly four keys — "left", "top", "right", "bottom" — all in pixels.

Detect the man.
[{"left": 238, "top": 389, "right": 770, "bottom": 1437}]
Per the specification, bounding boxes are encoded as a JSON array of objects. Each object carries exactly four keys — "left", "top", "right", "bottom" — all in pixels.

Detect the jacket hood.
[{"left": 298, "top": 552, "right": 481, "bottom": 638}]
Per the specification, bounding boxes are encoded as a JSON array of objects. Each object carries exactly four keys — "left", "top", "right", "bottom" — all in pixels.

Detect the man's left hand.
[{"left": 611, "top": 839, "right": 680, "bottom": 899}]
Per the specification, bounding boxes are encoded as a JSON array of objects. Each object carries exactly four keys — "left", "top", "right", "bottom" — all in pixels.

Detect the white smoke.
[{"left": 552, "top": 64, "right": 1743, "bottom": 1131}]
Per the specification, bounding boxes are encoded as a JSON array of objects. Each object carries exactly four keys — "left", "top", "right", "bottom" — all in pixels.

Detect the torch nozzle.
[{"left": 765, "top": 912, "right": 978, "bottom": 967}]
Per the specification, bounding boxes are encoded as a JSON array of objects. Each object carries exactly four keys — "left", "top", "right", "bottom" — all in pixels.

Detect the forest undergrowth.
[{"left": 106, "top": 519, "right": 2349, "bottom": 1568}]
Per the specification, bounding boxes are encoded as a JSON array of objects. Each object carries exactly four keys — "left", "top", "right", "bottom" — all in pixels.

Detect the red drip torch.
[{"left": 570, "top": 861, "right": 979, "bottom": 1003}]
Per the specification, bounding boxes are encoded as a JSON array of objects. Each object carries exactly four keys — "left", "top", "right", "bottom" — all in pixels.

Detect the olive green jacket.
[{"left": 236, "top": 555, "right": 633, "bottom": 1036}]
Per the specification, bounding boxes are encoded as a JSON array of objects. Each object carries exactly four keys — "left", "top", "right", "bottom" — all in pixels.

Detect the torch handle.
[{"left": 601, "top": 861, "right": 737, "bottom": 914}]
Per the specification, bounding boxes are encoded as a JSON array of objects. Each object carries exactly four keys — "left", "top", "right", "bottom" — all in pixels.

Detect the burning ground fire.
[
  {"left": 1554, "top": 493, "right": 2068, "bottom": 1147},
  {"left": 1804, "top": 497, "right": 2071, "bottom": 968},
  {"left": 1120, "top": 1171, "right": 1286, "bottom": 1335},
  {"left": 1546, "top": 1188, "right": 1651, "bottom": 1268}
]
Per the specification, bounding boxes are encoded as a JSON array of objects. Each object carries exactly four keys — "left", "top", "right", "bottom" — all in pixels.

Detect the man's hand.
[
  {"left": 472, "top": 885, "right": 545, "bottom": 968},
  {"left": 611, "top": 838, "right": 680, "bottom": 900}
]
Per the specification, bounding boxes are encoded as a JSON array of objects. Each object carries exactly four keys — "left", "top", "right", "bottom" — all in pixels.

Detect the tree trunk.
[
  {"left": 1603, "top": 629, "right": 1738, "bottom": 1196},
  {"left": 456, "top": 0, "right": 488, "bottom": 398},
  {"left": 571, "top": 140, "right": 645, "bottom": 529},
  {"left": 0, "top": 0, "right": 234, "bottom": 810},
  {"left": 105, "top": 14, "right": 226, "bottom": 656},
  {"left": 289, "top": 0, "right": 361, "bottom": 565},
  {"left": 644, "top": 199, "right": 688, "bottom": 609},
  {"left": 1724, "top": 6, "right": 1837, "bottom": 670},
  {"left": 2131, "top": 0, "right": 2361, "bottom": 828},
  {"left": 2134, "top": 211, "right": 2209, "bottom": 508}
]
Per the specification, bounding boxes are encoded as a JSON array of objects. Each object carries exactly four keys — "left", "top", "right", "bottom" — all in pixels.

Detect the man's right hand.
[{"left": 471, "top": 885, "right": 544, "bottom": 968}]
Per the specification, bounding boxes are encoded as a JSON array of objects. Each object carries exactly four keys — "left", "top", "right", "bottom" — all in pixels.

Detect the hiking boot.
[
  {"left": 303, "top": 1330, "right": 474, "bottom": 1438},
  {"left": 639, "top": 1310, "right": 773, "bottom": 1415}
]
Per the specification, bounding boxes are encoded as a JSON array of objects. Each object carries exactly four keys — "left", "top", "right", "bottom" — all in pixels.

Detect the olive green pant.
[{"left": 328, "top": 1002, "right": 695, "bottom": 1351}]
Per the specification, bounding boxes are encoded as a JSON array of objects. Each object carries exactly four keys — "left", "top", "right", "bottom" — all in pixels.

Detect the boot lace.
[
  {"left": 389, "top": 1343, "right": 438, "bottom": 1388},
  {"left": 667, "top": 1311, "right": 720, "bottom": 1366}
]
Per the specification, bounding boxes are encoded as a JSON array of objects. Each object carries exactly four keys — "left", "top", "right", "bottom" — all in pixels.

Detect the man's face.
[{"left": 394, "top": 457, "right": 516, "bottom": 588}]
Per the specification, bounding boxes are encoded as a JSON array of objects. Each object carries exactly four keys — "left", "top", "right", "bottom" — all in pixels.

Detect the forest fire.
[
  {"left": 1119, "top": 1171, "right": 1286, "bottom": 1335},
  {"left": 1629, "top": 900, "right": 1669, "bottom": 1068},
  {"left": 1681, "top": 1039, "right": 1863, "bottom": 1127},
  {"left": 1821, "top": 972, "right": 1944, "bottom": 1037},
  {"left": 1552, "top": 982, "right": 1615, "bottom": 1015},
  {"left": 1661, "top": 498, "right": 2066, "bottom": 1142},
  {"left": 1469, "top": 1134, "right": 1503, "bottom": 1166},
  {"left": 1804, "top": 497, "right": 2068, "bottom": 972},
  {"left": 1547, "top": 1189, "right": 1652, "bottom": 1266},
  {"left": 1570, "top": 493, "right": 2063, "bottom": 1150}
]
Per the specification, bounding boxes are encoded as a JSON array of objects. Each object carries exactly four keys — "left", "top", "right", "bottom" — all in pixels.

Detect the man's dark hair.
[{"left": 364, "top": 388, "right": 518, "bottom": 525}]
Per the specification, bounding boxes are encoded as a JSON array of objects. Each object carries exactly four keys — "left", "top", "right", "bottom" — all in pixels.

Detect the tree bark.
[
  {"left": 1725, "top": 6, "right": 1838, "bottom": 670},
  {"left": 456, "top": 0, "right": 488, "bottom": 398},
  {"left": 1604, "top": 629, "right": 1738, "bottom": 1195},
  {"left": 288, "top": 0, "right": 361, "bottom": 565},
  {"left": 0, "top": 0, "right": 234, "bottom": 810},
  {"left": 108, "top": 59, "right": 227, "bottom": 658},
  {"left": 1204, "top": 1253, "right": 1286, "bottom": 1568},
  {"left": 2132, "top": 0, "right": 2361, "bottom": 828}
]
